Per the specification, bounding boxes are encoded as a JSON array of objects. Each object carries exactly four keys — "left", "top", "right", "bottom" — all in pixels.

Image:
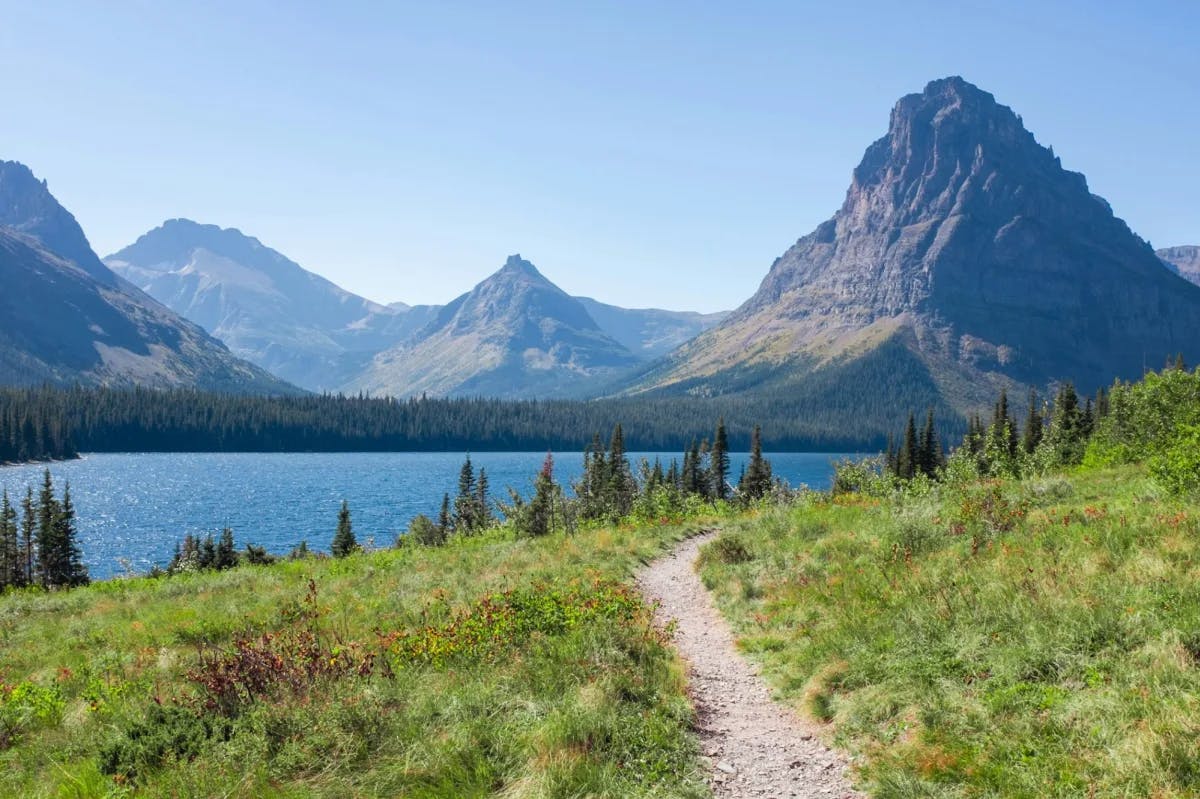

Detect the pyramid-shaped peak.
[{"left": 500, "top": 253, "right": 541, "bottom": 275}]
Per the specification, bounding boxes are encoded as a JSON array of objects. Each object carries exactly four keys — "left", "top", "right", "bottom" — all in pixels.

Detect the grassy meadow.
[
  {"left": 0, "top": 519, "right": 716, "bottom": 798},
  {"left": 698, "top": 465, "right": 1200, "bottom": 798}
]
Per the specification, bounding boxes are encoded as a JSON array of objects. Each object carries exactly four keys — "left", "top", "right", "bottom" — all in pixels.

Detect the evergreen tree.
[
  {"left": 898, "top": 412, "right": 919, "bottom": 479},
  {"left": 453, "top": 455, "right": 479, "bottom": 533},
  {"left": 710, "top": 418, "right": 730, "bottom": 500},
  {"left": 35, "top": 470, "right": 59, "bottom": 588},
  {"left": 918, "top": 409, "right": 941, "bottom": 477},
  {"left": 215, "top": 527, "right": 237, "bottom": 570},
  {"left": 526, "top": 452, "right": 557, "bottom": 537},
  {"left": 331, "top": 500, "right": 357, "bottom": 558},
  {"left": 20, "top": 487, "right": 34, "bottom": 587},
  {"left": 1021, "top": 390, "right": 1043, "bottom": 454},
  {"left": 475, "top": 467, "right": 493, "bottom": 529},
  {"left": 56, "top": 484, "right": 87, "bottom": 587},
  {"left": 738, "top": 425, "right": 773, "bottom": 502},
  {"left": 682, "top": 439, "right": 702, "bottom": 496},
  {"left": 198, "top": 534, "right": 216, "bottom": 569},
  {"left": 438, "top": 493, "right": 451, "bottom": 535},
  {"left": 605, "top": 424, "right": 635, "bottom": 518},
  {"left": 0, "top": 490, "right": 17, "bottom": 589}
]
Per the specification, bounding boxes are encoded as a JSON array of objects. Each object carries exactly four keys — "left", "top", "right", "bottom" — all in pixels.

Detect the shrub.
[
  {"left": 708, "top": 534, "right": 753, "bottom": 565},
  {"left": 1148, "top": 424, "right": 1200, "bottom": 496},
  {"left": 100, "top": 705, "right": 230, "bottom": 779},
  {"left": 0, "top": 681, "right": 65, "bottom": 749}
]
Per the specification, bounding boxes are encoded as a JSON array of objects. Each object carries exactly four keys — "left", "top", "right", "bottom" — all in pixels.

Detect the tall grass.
[
  {"left": 699, "top": 465, "right": 1200, "bottom": 798},
  {"left": 0, "top": 522, "right": 711, "bottom": 797}
]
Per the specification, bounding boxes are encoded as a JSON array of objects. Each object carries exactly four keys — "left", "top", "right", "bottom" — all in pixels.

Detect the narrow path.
[{"left": 638, "top": 532, "right": 862, "bottom": 799}]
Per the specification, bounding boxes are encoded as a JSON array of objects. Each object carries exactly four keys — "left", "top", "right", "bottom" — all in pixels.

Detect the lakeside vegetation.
[
  {"left": 0, "top": 418, "right": 772, "bottom": 796},
  {"left": 698, "top": 366, "right": 1200, "bottom": 797}
]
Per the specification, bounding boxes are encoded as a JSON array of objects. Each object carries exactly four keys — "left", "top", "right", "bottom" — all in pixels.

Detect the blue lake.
[{"left": 0, "top": 451, "right": 857, "bottom": 579}]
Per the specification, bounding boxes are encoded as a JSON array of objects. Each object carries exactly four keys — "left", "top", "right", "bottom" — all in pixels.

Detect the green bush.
[
  {"left": 100, "top": 705, "right": 231, "bottom": 779},
  {"left": 1149, "top": 424, "right": 1200, "bottom": 496}
]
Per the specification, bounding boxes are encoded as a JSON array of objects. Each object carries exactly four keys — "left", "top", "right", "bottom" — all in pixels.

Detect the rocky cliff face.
[
  {"left": 106, "top": 219, "right": 430, "bottom": 390},
  {"left": 0, "top": 164, "right": 294, "bottom": 393},
  {"left": 1159, "top": 245, "right": 1200, "bottom": 287},
  {"left": 349, "top": 255, "right": 639, "bottom": 398},
  {"left": 633, "top": 77, "right": 1200, "bottom": 409}
]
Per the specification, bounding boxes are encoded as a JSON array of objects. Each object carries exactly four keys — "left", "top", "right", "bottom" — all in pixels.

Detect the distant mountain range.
[
  {"left": 107, "top": 225, "right": 728, "bottom": 395},
  {"left": 105, "top": 219, "right": 437, "bottom": 390},
  {"left": 627, "top": 77, "right": 1200, "bottom": 428},
  {"left": 5, "top": 77, "right": 1198, "bottom": 426},
  {"left": 0, "top": 161, "right": 292, "bottom": 393},
  {"left": 1158, "top": 246, "right": 1200, "bottom": 287}
]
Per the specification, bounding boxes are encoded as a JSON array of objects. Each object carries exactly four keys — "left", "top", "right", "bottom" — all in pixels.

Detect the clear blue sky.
[{"left": 2, "top": 1, "right": 1196, "bottom": 312}]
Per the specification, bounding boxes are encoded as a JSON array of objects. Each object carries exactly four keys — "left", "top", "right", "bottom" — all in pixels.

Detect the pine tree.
[
  {"left": 198, "top": 534, "right": 216, "bottom": 569},
  {"left": 1021, "top": 390, "right": 1043, "bottom": 454},
  {"left": 918, "top": 409, "right": 941, "bottom": 477},
  {"left": 710, "top": 418, "right": 730, "bottom": 500},
  {"left": 606, "top": 424, "right": 635, "bottom": 518},
  {"left": 438, "top": 493, "right": 451, "bottom": 536},
  {"left": 738, "top": 425, "right": 773, "bottom": 502},
  {"left": 0, "top": 489, "right": 17, "bottom": 589},
  {"left": 898, "top": 412, "right": 919, "bottom": 479},
  {"left": 526, "top": 453, "right": 557, "bottom": 537},
  {"left": 453, "top": 455, "right": 478, "bottom": 533},
  {"left": 215, "top": 527, "right": 237, "bottom": 570},
  {"left": 35, "top": 470, "right": 59, "bottom": 588},
  {"left": 682, "top": 439, "right": 702, "bottom": 496},
  {"left": 20, "top": 487, "right": 34, "bottom": 587},
  {"left": 475, "top": 468, "right": 493, "bottom": 529},
  {"left": 57, "top": 484, "right": 87, "bottom": 587},
  {"left": 331, "top": 500, "right": 357, "bottom": 558}
]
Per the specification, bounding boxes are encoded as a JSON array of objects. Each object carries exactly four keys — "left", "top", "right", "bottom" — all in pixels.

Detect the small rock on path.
[{"left": 638, "top": 532, "right": 862, "bottom": 799}]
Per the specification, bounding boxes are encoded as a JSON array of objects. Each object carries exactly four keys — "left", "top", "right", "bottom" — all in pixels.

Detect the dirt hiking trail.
[{"left": 637, "top": 532, "right": 862, "bottom": 799}]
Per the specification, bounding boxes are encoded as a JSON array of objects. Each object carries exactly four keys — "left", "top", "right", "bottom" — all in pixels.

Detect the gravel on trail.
[{"left": 637, "top": 532, "right": 862, "bottom": 799}]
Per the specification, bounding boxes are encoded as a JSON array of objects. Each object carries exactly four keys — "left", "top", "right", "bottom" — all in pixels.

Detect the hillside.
[
  {"left": 575, "top": 297, "right": 728, "bottom": 359},
  {"left": 629, "top": 77, "right": 1200, "bottom": 424},
  {"left": 349, "top": 255, "right": 641, "bottom": 398},
  {"left": 0, "top": 164, "right": 293, "bottom": 393},
  {"left": 106, "top": 219, "right": 434, "bottom": 391}
]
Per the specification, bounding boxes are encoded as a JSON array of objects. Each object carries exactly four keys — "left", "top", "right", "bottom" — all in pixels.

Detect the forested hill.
[{"left": 0, "top": 385, "right": 909, "bottom": 458}]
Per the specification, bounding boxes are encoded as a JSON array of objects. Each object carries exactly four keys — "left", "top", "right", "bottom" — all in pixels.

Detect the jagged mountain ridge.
[
  {"left": 0, "top": 163, "right": 294, "bottom": 393},
  {"left": 107, "top": 221, "right": 729, "bottom": 394},
  {"left": 106, "top": 219, "right": 436, "bottom": 390},
  {"left": 631, "top": 77, "right": 1200, "bottom": 416},
  {"left": 348, "top": 255, "right": 641, "bottom": 398},
  {"left": 1158, "top": 245, "right": 1200, "bottom": 287}
]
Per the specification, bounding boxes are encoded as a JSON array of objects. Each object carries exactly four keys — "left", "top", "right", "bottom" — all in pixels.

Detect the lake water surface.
[{"left": 0, "top": 451, "right": 857, "bottom": 579}]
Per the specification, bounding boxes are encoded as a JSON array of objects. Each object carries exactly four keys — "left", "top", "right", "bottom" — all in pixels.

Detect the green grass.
[
  {"left": 698, "top": 465, "right": 1200, "bottom": 798},
  {"left": 0, "top": 522, "right": 715, "bottom": 798}
]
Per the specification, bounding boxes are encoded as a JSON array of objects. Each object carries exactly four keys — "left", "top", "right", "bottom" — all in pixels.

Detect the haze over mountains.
[
  {"left": 0, "top": 162, "right": 292, "bottom": 393},
  {"left": 108, "top": 224, "right": 728, "bottom": 395},
  {"left": 105, "top": 220, "right": 438, "bottom": 390},
  {"left": 3, "top": 76, "right": 1198, "bottom": 430},
  {"left": 1158, "top": 245, "right": 1200, "bottom": 287},
  {"left": 629, "top": 77, "right": 1200, "bottom": 419}
]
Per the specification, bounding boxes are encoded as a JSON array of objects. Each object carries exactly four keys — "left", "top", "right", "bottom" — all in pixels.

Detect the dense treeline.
[
  {"left": 0, "top": 390, "right": 77, "bottom": 463},
  {"left": 0, "top": 385, "right": 898, "bottom": 459}
]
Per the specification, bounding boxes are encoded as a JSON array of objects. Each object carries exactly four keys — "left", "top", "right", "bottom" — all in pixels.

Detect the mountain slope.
[
  {"left": 0, "top": 163, "right": 293, "bottom": 393},
  {"left": 349, "top": 255, "right": 639, "bottom": 398},
  {"left": 631, "top": 77, "right": 1200, "bottom": 420},
  {"left": 574, "top": 297, "right": 728, "bottom": 359},
  {"left": 105, "top": 219, "right": 437, "bottom": 390},
  {"left": 1158, "top": 245, "right": 1200, "bottom": 287}
]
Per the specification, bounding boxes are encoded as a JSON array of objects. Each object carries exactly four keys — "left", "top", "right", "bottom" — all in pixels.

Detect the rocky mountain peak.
[
  {"left": 497, "top": 253, "right": 544, "bottom": 280},
  {"left": 0, "top": 160, "right": 114, "bottom": 282},
  {"left": 633, "top": 77, "right": 1200, "bottom": 415}
]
